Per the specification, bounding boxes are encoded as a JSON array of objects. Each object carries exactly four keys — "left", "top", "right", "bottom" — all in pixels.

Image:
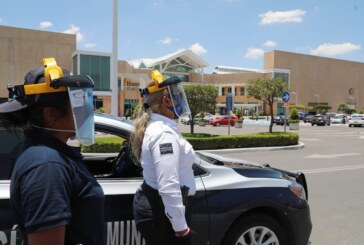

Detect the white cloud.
[
  {"left": 0, "top": 17, "right": 3, "bottom": 23},
  {"left": 84, "top": 43, "right": 96, "bottom": 49},
  {"left": 310, "top": 42, "right": 361, "bottom": 56},
  {"left": 39, "top": 21, "right": 53, "bottom": 29},
  {"left": 190, "top": 43, "right": 207, "bottom": 55},
  {"left": 63, "top": 24, "right": 84, "bottom": 42},
  {"left": 244, "top": 48, "right": 264, "bottom": 59},
  {"left": 263, "top": 40, "right": 277, "bottom": 47},
  {"left": 159, "top": 37, "right": 172, "bottom": 45},
  {"left": 259, "top": 9, "right": 306, "bottom": 25}
]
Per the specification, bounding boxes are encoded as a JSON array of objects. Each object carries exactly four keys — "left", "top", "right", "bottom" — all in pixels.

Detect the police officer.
[
  {"left": 0, "top": 58, "right": 105, "bottom": 245},
  {"left": 131, "top": 70, "right": 196, "bottom": 245}
]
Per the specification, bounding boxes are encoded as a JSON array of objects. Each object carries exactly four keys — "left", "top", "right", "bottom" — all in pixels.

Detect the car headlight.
[{"left": 289, "top": 181, "right": 307, "bottom": 200}]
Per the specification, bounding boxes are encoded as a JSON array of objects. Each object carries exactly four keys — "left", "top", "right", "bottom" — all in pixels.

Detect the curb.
[{"left": 199, "top": 142, "right": 305, "bottom": 154}]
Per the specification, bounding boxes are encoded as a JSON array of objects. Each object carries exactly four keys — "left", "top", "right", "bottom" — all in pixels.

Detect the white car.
[
  {"left": 330, "top": 114, "right": 347, "bottom": 124},
  {"left": 348, "top": 114, "right": 364, "bottom": 127},
  {"left": 0, "top": 113, "right": 312, "bottom": 245}
]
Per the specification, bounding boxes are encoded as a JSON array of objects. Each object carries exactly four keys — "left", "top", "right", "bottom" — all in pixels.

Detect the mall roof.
[
  {"left": 128, "top": 49, "right": 208, "bottom": 71},
  {"left": 213, "top": 65, "right": 263, "bottom": 74}
]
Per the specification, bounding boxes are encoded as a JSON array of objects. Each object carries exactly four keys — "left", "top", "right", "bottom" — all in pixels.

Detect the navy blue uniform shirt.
[{"left": 10, "top": 130, "right": 105, "bottom": 245}]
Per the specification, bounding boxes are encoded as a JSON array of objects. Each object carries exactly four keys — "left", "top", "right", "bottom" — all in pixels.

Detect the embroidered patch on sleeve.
[{"left": 159, "top": 143, "right": 173, "bottom": 155}]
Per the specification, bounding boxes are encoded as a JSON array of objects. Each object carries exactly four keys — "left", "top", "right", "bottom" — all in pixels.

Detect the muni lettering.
[
  {"left": 107, "top": 220, "right": 145, "bottom": 245},
  {"left": 0, "top": 225, "right": 22, "bottom": 245},
  {"left": 0, "top": 222, "right": 145, "bottom": 245}
]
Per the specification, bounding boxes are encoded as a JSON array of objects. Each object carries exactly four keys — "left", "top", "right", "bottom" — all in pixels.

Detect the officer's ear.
[{"left": 43, "top": 107, "right": 62, "bottom": 126}]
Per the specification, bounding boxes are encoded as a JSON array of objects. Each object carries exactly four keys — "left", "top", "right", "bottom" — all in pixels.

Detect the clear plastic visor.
[
  {"left": 68, "top": 87, "right": 95, "bottom": 146},
  {"left": 166, "top": 83, "right": 191, "bottom": 117}
]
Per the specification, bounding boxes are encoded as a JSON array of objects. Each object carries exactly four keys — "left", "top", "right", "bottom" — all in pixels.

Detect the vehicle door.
[
  {"left": 82, "top": 123, "right": 209, "bottom": 245},
  {"left": 0, "top": 128, "right": 24, "bottom": 244}
]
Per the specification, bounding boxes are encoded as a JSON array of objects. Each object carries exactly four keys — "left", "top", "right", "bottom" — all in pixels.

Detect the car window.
[{"left": 351, "top": 115, "right": 364, "bottom": 119}]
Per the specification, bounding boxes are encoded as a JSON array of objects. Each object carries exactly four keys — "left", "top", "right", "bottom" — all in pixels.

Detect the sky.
[{"left": 1, "top": 0, "right": 363, "bottom": 73}]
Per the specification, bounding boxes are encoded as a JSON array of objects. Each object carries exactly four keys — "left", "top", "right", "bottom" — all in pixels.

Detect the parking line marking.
[
  {"left": 305, "top": 153, "right": 361, "bottom": 159},
  {"left": 298, "top": 165, "right": 364, "bottom": 174}
]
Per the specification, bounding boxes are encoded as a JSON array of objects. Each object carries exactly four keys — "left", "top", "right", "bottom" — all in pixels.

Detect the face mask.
[{"left": 165, "top": 95, "right": 183, "bottom": 118}]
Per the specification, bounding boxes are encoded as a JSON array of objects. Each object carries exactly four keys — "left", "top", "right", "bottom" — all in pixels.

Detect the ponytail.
[{"left": 130, "top": 103, "right": 151, "bottom": 161}]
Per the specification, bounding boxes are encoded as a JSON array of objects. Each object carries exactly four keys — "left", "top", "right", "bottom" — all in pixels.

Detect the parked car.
[
  {"left": 330, "top": 114, "right": 347, "bottom": 124},
  {"left": 180, "top": 115, "right": 199, "bottom": 125},
  {"left": 210, "top": 115, "right": 238, "bottom": 126},
  {"left": 273, "top": 115, "right": 290, "bottom": 126},
  {"left": 311, "top": 114, "right": 331, "bottom": 126},
  {"left": 0, "top": 113, "right": 312, "bottom": 245},
  {"left": 348, "top": 114, "right": 364, "bottom": 127},
  {"left": 299, "top": 112, "right": 310, "bottom": 120},
  {"left": 303, "top": 114, "right": 315, "bottom": 123},
  {"left": 181, "top": 113, "right": 214, "bottom": 125}
]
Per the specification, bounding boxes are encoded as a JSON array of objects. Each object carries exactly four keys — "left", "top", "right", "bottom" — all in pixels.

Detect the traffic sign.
[
  {"left": 283, "top": 102, "right": 289, "bottom": 107},
  {"left": 282, "top": 91, "right": 291, "bottom": 102},
  {"left": 226, "top": 93, "right": 233, "bottom": 111}
]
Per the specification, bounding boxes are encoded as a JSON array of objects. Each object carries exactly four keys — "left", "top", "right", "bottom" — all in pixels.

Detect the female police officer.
[
  {"left": 131, "top": 70, "right": 196, "bottom": 245},
  {"left": 0, "top": 58, "right": 105, "bottom": 245}
]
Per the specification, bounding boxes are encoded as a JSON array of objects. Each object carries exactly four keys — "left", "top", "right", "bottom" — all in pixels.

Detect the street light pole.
[{"left": 111, "top": 0, "right": 119, "bottom": 116}]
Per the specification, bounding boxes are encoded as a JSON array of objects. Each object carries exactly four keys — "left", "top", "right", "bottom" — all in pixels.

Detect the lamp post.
[
  {"left": 291, "top": 91, "right": 298, "bottom": 105},
  {"left": 314, "top": 93, "right": 320, "bottom": 114}
]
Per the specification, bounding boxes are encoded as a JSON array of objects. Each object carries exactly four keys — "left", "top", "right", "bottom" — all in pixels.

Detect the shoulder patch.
[{"left": 159, "top": 143, "right": 173, "bottom": 155}]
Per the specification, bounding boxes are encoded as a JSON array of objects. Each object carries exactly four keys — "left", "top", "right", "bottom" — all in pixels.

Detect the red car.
[{"left": 210, "top": 115, "right": 238, "bottom": 126}]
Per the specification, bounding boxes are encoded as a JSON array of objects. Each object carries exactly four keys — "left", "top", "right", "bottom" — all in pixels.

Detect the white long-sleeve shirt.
[{"left": 141, "top": 113, "right": 196, "bottom": 232}]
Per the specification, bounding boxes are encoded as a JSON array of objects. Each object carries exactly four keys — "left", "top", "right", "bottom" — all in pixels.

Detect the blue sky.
[{"left": 1, "top": 0, "right": 363, "bottom": 73}]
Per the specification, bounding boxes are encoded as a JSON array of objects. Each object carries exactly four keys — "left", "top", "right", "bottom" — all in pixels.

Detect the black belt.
[{"left": 141, "top": 181, "right": 192, "bottom": 206}]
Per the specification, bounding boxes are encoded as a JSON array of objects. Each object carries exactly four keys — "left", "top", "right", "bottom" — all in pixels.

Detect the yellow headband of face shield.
[
  {"left": 23, "top": 58, "right": 67, "bottom": 95},
  {"left": 146, "top": 70, "right": 167, "bottom": 94}
]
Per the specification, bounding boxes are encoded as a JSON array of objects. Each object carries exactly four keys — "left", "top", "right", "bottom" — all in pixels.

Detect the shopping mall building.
[{"left": 1, "top": 25, "right": 364, "bottom": 116}]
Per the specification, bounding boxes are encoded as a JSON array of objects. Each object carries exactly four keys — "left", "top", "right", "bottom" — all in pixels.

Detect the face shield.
[
  {"left": 165, "top": 82, "right": 191, "bottom": 117},
  {"left": 47, "top": 63, "right": 95, "bottom": 146},
  {"left": 140, "top": 70, "right": 191, "bottom": 118},
  {"left": 68, "top": 86, "right": 95, "bottom": 146},
  {"left": 0, "top": 58, "right": 95, "bottom": 146}
]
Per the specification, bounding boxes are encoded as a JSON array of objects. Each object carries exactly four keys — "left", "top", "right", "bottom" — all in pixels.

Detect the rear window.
[{"left": 351, "top": 115, "right": 364, "bottom": 120}]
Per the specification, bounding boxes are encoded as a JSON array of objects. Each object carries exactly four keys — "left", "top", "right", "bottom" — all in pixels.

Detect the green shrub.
[
  {"left": 83, "top": 132, "right": 299, "bottom": 153},
  {"left": 184, "top": 132, "right": 298, "bottom": 150},
  {"left": 289, "top": 108, "right": 300, "bottom": 123}
]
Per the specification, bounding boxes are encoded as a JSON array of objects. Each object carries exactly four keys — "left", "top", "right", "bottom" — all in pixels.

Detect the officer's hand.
[{"left": 175, "top": 228, "right": 191, "bottom": 245}]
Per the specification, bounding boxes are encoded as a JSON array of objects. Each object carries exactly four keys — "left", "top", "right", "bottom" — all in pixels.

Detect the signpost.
[
  {"left": 282, "top": 91, "right": 290, "bottom": 132},
  {"left": 226, "top": 93, "right": 233, "bottom": 135}
]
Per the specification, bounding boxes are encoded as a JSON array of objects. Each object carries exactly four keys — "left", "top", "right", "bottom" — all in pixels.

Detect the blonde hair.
[{"left": 130, "top": 81, "right": 165, "bottom": 161}]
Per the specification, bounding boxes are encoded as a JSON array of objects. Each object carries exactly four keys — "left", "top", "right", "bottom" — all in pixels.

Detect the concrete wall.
[
  {"left": 0, "top": 25, "right": 76, "bottom": 97},
  {"left": 265, "top": 50, "right": 364, "bottom": 112}
]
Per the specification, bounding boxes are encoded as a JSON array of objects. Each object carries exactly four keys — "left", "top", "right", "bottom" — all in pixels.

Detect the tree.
[
  {"left": 246, "top": 77, "right": 288, "bottom": 133},
  {"left": 184, "top": 84, "right": 218, "bottom": 133},
  {"left": 337, "top": 102, "right": 355, "bottom": 114}
]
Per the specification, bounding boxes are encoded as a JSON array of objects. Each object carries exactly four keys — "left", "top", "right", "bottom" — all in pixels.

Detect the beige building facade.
[
  {"left": 0, "top": 25, "right": 75, "bottom": 101},
  {"left": 1, "top": 25, "right": 364, "bottom": 116},
  {"left": 264, "top": 50, "right": 364, "bottom": 112}
]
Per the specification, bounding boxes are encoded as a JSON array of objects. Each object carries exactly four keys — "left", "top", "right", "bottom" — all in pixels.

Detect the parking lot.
[{"left": 179, "top": 121, "right": 364, "bottom": 244}]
